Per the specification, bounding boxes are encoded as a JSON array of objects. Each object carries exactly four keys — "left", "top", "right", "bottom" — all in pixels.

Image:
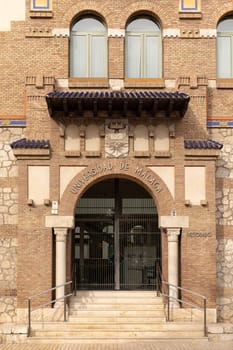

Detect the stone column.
[
  {"left": 45, "top": 216, "right": 74, "bottom": 305},
  {"left": 54, "top": 227, "right": 68, "bottom": 301},
  {"left": 167, "top": 228, "right": 180, "bottom": 304},
  {"left": 160, "top": 216, "right": 189, "bottom": 306}
]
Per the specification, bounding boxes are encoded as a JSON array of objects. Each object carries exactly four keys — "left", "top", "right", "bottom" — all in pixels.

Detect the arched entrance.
[{"left": 72, "top": 178, "right": 161, "bottom": 290}]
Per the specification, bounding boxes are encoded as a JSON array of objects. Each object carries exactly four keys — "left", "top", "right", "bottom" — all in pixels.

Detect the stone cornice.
[{"left": 12, "top": 149, "right": 50, "bottom": 160}]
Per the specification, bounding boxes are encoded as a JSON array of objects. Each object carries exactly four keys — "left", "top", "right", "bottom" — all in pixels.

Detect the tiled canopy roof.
[
  {"left": 46, "top": 91, "right": 190, "bottom": 118},
  {"left": 10, "top": 138, "right": 222, "bottom": 150},
  {"left": 10, "top": 138, "right": 50, "bottom": 149},
  {"left": 184, "top": 140, "right": 223, "bottom": 149}
]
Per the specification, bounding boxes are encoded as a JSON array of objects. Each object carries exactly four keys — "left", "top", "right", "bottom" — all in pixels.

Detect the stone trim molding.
[
  {"left": 108, "top": 29, "right": 125, "bottom": 37},
  {"left": 163, "top": 29, "right": 180, "bottom": 38},
  {"left": 26, "top": 27, "right": 216, "bottom": 40},
  {"left": 59, "top": 159, "right": 175, "bottom": 216},
  {"left": 52, "top": 28, "right": 70, "bottom": 37},
  {"left": 45, "top": 215, "right": 74, "bottom": 228},
  {"left": 200, "top": 29, "right": 217, "bottom": 38},
  {"left": 163, "top": 28, "right": 216, "bottom": 38},
  {"left": 179, "top": 12, "right": 202, "bottom": 19},
  {"left": 29, "top": 10, "right": 53, "bottom": 18},
  {"left": 159, "top": 216, "right": 189, "bottom": 228},
  {"left": 25, "top": 27, "right": 52, "bottom": 37}
]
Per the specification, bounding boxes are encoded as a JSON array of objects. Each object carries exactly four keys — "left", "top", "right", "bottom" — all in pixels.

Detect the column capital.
[
  {"left": 54, "top": 227, "right": 68, "bottom": 242},
  {"left": 167, "top": 228, "right": 181, "bottom": 242}
]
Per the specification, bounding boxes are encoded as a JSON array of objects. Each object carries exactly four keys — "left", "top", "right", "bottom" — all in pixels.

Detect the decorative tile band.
[
  {"left": 207, "top": 120, "right": 233, "bottom": 128},
  {"left": 9, "top": 120, "right": 26, "bottom": 126},
  {"left": 0, "top": 120, "right": 26, "bottom": 127},
  {"left": 207, "top": 121, "right": 220, "bottom": 127}
]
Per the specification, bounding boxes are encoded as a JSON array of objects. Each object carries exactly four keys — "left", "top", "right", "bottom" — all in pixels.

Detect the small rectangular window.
[
  {"left": 180, "top": 0, "right": 200, "bottom": 11},
  {"left": 31, "top": 0, "right": 52, "bottom": 10}
]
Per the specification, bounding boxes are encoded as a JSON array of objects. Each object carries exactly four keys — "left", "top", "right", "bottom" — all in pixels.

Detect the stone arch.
[
  {"left": 59, "top": 159, "right": 175, "bottom": 217},
  {"left": 120, "top": 1, "right": 168, "bottom": 29},
  {"left": 217, "top": 11, "right": 233, "bottom": 27},
  {"left": 60, "top": 0, "right": 167, "bottom": 29},
  {"left": 70, "top": 9, "right": 107, "bottom": 29},
  {"left": 124, "top": 9, "right": 162, "bottom": 30},
  {"left": 61, "top": 1, "right": 111, "bottom": 28},
  {"left": 212, "top": 8, "right": 233, "bottom": 27}
]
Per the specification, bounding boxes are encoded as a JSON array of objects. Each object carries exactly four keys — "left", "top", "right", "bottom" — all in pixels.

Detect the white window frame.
[
  {"left": 125, "top": 19, "right": 162, "bottom": 78},
  {"left": 70, "top": 19, "right": 107, "bottom": 78},
  {"left": 217, "top": 18, "right": 233, "bottom": 78}
]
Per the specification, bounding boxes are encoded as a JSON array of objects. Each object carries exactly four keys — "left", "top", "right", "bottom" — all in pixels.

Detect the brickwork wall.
[
  {"left": 0, "top": 0, "right": 233, "bottom": 324},
  {"left": 0, "top": 0, "right": 231, "bottom": 118}
]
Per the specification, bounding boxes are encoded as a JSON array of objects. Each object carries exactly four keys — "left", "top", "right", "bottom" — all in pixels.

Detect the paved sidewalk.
[{"left": 0, "top": 342, "right": 232, "bottom": 350}]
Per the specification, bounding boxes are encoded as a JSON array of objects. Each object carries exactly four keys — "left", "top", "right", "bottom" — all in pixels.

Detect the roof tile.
[
  {"left": 184, "top": 140, "right": 223, "bottom": 149},
  {"left": 10, "top": 138, "right": 50, "bottom": 149}
]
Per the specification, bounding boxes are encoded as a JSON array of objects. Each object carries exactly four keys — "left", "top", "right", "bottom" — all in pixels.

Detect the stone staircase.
[{"left": 28, "top": 290, "right": 207, "bottom": 343}]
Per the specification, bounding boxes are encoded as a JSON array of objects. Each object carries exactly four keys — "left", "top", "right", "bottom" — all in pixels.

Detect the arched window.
[
  {"left": 217, "top": 17, "right": 233, "bottom": 78},
  {"left": 70, "top": 16, "right": 107, "bottom": 78},
  {"left": 125, "top": 16, "right": 162, "bottom": 78}
]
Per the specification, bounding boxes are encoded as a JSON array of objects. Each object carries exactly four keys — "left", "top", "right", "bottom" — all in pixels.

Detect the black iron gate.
[{"left": 73, "top": 179, "right": 161, "bottom": 290}]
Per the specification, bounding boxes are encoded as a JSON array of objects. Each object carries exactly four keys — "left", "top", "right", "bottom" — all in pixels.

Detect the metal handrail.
[
  {"left": 27, "top": 280, "right": 73, "bottom": 337},
  {"left": 155, "top": 262, "right": 207, "bottom": 337},
  {"left": 162, "top": 280, "right": 207, "bottom": 299},
  {"left": 161, "top": 281, "right": 207, "bottom": 337}
]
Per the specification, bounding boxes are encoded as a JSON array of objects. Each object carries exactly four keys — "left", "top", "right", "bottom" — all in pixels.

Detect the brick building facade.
[{"left": 0, "top": 0, "right": 233, "bottom": 337}]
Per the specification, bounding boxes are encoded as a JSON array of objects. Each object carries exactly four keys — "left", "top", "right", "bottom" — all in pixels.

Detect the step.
[
  {"left": 27, "top": 291, "right": 207, "bottom": 343},
  {"left": 68, "top": 310, "right": 165, "bottom": 318},
  {"left": 70, "top": 302, "right": 164, "bottom": 309},
  {"left": 28, "top": 336, "right": 208, "bottom": 344},
  {"left": 29, "top": 321, "right": 207, "bottom": 343},
  {"left": 71, "top": 292, "right": 163, "bottom": 303},
  {"left": 31, "top": 322, "right": 168, "bottom": 332},
  {"left": 69, "top": 297, "right": 164, "bottom": 307},
  {"left": 68, "top": 316, "right": 166, "bottom": 323},
  {"left": 31, "top": 321, "right": 203, "bottom": 332},
  {"left": 73, "top": 291, "right": 158, "bottom": 298},
  {"left": 32, "top": 329, "right": 205, "bottom": 338}
]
